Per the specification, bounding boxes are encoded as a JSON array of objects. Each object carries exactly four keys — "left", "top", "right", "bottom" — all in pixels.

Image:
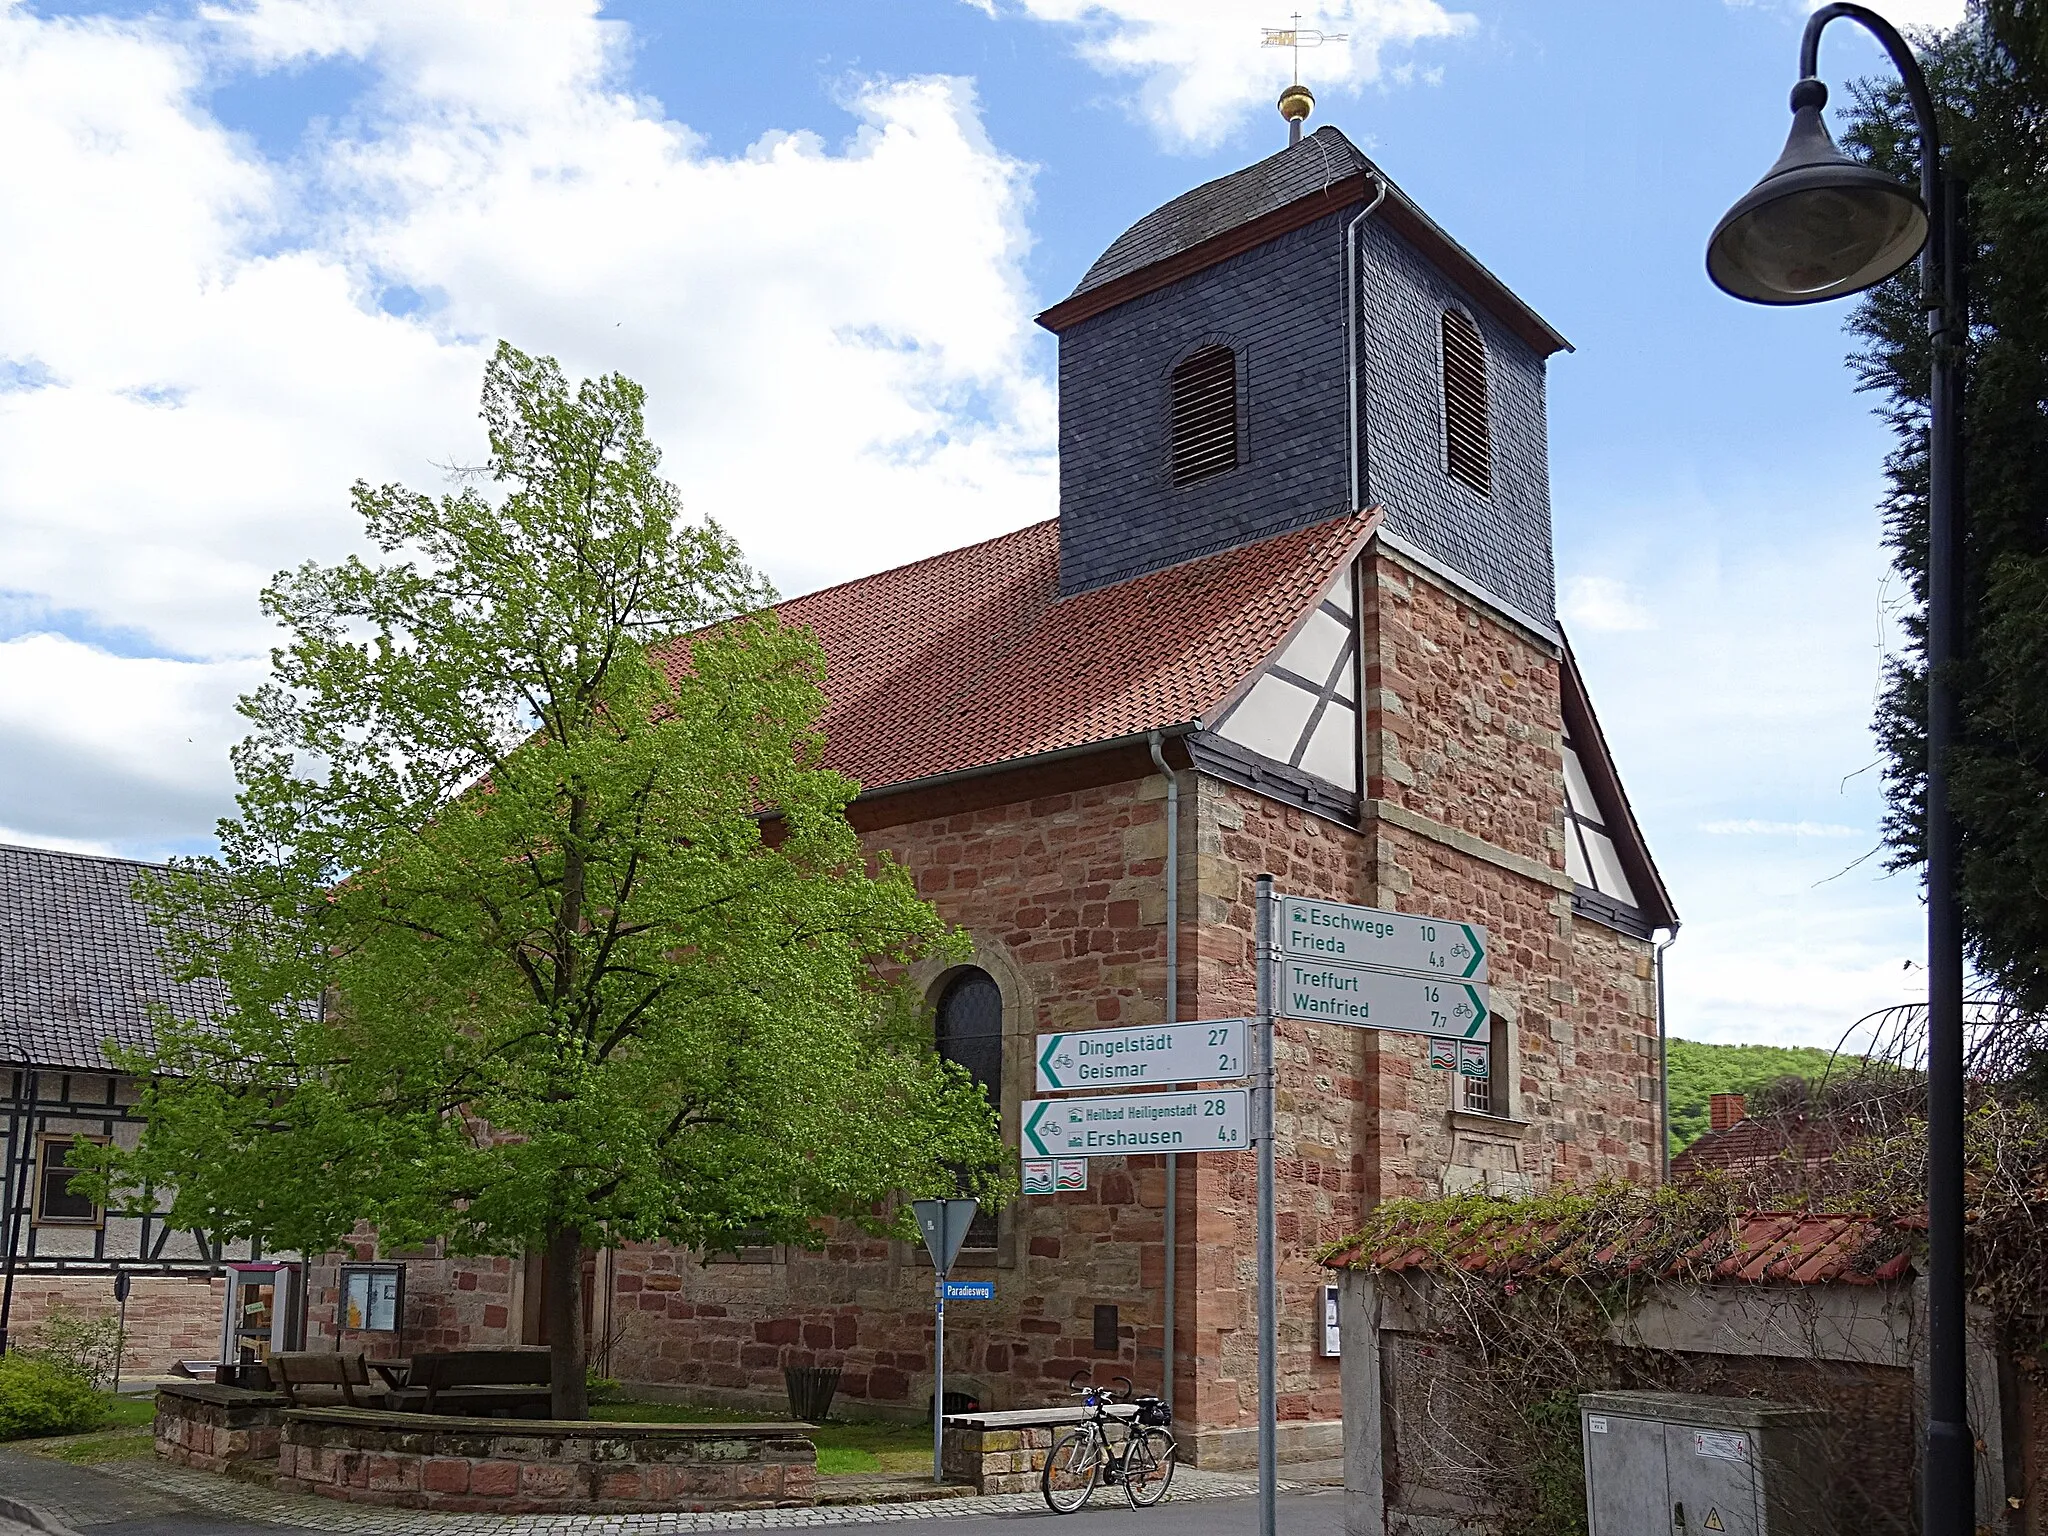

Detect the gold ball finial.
[{"left": 1278, "top": 82, "right": 1315, "bottom": 124}]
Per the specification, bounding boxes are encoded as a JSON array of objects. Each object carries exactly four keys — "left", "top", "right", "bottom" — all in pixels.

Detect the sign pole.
[
  {"left": 1254, "top": 873, "right": 1277, "bottom": 1536},
  {"left": 911, "top": 1198, "right": 976, "bottom": 1489},
  {"left": 933, "top": 1275, "right": 945, "bottom": 1486}
]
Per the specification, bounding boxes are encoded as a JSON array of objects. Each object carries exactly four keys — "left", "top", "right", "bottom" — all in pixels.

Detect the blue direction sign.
[
  {"left": 942, "top": 1279, "right": 995, "bottom": 1301},
  {"left": 1035, "top": 1019, "right": 1247, "bottom": 1092},
  {"left": 1278, "top": 896, "right": 1487, "bottom": 982}
]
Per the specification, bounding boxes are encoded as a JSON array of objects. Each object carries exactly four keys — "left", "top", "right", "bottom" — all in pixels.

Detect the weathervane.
[{"left": 1261, "top": 12, "right": 1347, "bottom": 145}]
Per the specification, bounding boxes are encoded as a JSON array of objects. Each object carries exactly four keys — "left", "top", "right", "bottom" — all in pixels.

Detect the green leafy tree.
[
  {"left": 1848, "top": 4, "right": 2048, "bottom": 1011},
  {"left": 96, "top": 343, "right": 1007, "bottom": 1417}
]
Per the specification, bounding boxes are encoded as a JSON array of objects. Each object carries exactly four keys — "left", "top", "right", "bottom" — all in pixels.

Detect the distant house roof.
[
  {"left": 1037, "top": 126, "right": 1570, "bottom": 357},
  {"left": 1671, "top": 1115, "right": 1850, "bottom": 1179},
  {"left": 659, "top": 510, "right": 1379, "bottom": 799},
  {"left": 0, "top": 843, "right": 213, "bottom": 1072},
  {"left": 1322, "top": 1208, "right": 1917, "bottom": 1287}
]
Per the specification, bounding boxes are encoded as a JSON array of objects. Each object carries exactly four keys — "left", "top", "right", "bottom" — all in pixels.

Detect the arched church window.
[
  {"left": 1168, "top": 344, "right": 1239, "bottom": 486},
  {"left": 1440, "top": 308, "right": 1492, "bottom": 496},
  {"left": 935, "top": 968, "right": 1003, "bottom": 1250}
]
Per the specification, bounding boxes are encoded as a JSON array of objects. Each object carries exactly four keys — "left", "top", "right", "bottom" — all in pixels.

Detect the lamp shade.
[{"left": 1707, "top": 79, "right": 1927, "bottom": 305}]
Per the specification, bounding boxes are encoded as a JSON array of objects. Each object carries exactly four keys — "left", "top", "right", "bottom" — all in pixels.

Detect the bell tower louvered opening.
[
  {"left": 1168, "top": 344, "right": 1239, "bottom": 486},
  {"left": 1440, "top": 309, "right": 1492, "bottom": 496}
]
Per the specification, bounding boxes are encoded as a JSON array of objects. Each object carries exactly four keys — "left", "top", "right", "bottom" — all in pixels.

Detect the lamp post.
[{"left": 1706, "top": 6, "right": 1969, "bottom": 1533}]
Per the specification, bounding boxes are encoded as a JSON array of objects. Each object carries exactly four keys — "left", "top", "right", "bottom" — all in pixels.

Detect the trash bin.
[{"left": 784, "top": 1364, "right": 842, "bottom": 1423}]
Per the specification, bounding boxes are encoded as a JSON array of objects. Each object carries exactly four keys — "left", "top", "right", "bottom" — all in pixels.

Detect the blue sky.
[{"left": 0, "top": 0, "right": 1962, "bottom": 1047}]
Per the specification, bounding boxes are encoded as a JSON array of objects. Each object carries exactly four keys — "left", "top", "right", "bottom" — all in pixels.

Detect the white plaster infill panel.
[{"left": 1209, "top": 562, "right": 1360, "bottom": 795}]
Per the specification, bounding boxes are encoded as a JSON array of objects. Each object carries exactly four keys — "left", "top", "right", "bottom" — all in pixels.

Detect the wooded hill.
[{"left": 1666, "top": 1038, "right": 1845, "bottom": 1154}]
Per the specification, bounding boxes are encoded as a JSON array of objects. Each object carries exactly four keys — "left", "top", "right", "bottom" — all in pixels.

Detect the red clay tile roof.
[
  {"left": 1321, "top": 1208, "right": 1916, "bottom": 1286},
  {"left": 680, "top": 511, "right": 1378, "bottom": 796},
  {"left": 1669, "top": 1116, "right": 1850, "bottom": 1178}
]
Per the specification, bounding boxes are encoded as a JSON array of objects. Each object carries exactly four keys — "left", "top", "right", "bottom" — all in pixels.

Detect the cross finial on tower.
[{"left": 1261, "top": 13, "right": 1347, "bottom": 146}]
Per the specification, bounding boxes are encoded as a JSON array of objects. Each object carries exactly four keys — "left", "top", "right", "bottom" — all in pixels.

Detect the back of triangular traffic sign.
[{"left": 912, "top": 1198, "right": 979, "bottom": 1277}]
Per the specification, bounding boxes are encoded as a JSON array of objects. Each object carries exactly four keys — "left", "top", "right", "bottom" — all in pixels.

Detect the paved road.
[{"left": 11, "top": 1497, "right": 1345, "bottom": 1536}]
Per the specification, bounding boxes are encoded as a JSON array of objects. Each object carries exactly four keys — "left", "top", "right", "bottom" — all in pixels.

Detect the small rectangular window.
[
  {"left": 1093, "top": 1304, "right": 1120, "bottom": 1353},
  {"left": 35, "top": 1137, "right": 101, "bottom": 1225}
]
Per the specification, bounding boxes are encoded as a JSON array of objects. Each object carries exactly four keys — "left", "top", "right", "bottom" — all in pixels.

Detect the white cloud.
[
  {"left": 979, "top": 0, "right": 1471, "bottom": 149},
  {"left": 0, "top": 635, "right": 258, "bottom": 855},
  {"left": 0, "top": 0, "right": 1055, "bottom": 854},
  {"left": 1698, "top": 819, "right": 1864, "bottom": 838},
  {"left": 1559, "top": 573, "right": 1655, "bottom": 633}
]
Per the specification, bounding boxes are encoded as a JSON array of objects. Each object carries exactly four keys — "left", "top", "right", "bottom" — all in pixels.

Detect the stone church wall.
[{"left": 356, "top": 548, "right": 1658, "bottom": 1466}]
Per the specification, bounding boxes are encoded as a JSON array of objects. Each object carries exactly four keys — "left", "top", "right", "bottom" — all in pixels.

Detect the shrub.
[
  {"left": 22, "top": 1307, "right": 125, "bottom": 1390},
  {"left": 0, "top": 1354, "right": 106, "bottom": 1440}
]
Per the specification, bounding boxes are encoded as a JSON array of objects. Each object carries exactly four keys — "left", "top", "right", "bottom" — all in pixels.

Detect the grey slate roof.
[
  {"left": 1071, "top": 126, "right": 1370, "bottom": 299},
  {"left": 0, "top": 843, "right": 219, "bottom": 1072}
]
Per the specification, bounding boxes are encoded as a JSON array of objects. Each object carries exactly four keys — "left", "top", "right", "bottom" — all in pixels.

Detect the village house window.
[
  {"left": 1440, "top": 307, "right": 1492, "bottom": 496},
  {"left": 1167, "top": 344, "right": 1239, "bottom": 486},
  {"left": 34, "top": 1136, "right": 101, "bottom": 1226},
  {"left": 935, "top": 968, "right": 1003, "bottom": 1250}
]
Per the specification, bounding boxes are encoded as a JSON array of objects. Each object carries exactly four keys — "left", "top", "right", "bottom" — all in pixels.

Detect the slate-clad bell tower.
[{"left": 1037, "top": 124, "right": 1571, "bottom": 642}]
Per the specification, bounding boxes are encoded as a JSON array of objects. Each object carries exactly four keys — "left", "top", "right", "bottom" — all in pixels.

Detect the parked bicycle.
[{"left": 1039, "top": 1369, "right": 1177, "bottom": 1512}]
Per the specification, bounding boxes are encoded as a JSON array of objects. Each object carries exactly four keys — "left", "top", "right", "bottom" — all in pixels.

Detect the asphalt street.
[{"left": 11, "top": 1494, "right": 1348, "bottom": 1536}]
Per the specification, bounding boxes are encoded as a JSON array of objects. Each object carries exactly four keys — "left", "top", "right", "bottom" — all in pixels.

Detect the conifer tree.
[{"left": 1848, "top": 3, "right": 2048, "bottom": 1011}]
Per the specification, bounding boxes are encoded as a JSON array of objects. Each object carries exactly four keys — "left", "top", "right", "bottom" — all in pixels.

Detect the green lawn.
[
  {"left": 31, "top": 1428, "right": 155, "bottom": 1464},
  {"left": 589, "top": 1401, "right": 933, "bottom": 1476}
]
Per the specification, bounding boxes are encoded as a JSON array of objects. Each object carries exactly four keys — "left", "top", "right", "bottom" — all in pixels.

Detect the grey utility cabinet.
[{"left": 1580, "top": 1391, "right": 1831, "bottom": 1536}]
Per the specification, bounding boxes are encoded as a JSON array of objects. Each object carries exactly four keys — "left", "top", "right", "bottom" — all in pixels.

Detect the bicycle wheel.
[
  {"left": 1123, "top": 1427, "right": 1177, "bottom": 1507},
  {"left": 1041, "top": 1427, "right": 1101, "bottom": 1513}
]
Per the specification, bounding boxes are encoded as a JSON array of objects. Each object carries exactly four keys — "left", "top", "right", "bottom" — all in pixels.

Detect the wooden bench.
[
  {"left": 271, "top": 1352, "right": 375, "bottom": 1409},
  {"left": 383, "top": 1349, "right": 553, "bottom": 1417}
]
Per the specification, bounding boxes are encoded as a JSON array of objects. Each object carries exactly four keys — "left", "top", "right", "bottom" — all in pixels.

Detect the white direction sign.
[
  {"left": 1278, "top": 959, "right": 1491, "bottom": 1040},
  {"left": 1035, "top": 1019, "right": 1248, "bottom": 1092},
  {"left": 1022, "top": 1089, "right": 1249, "bottom": 1158},
  {"left": 1278, "top": 896, "right": 1488, "bottom": 982}
]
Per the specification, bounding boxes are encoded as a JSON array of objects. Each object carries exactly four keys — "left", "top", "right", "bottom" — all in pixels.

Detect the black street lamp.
[{"left": 1707, "top": 6, "right": 1970, "bottom": 1533}]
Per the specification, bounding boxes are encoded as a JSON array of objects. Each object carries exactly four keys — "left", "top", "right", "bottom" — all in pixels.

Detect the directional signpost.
[
  {"left": 1023, "top": 1088, "right": 1249, "bottom": 1158},
  {"left": 1035, "top": 1019, "right": 1247, "bottom": 1092},
  {"left": 912, "top": 1197, "right": 978, "bottom": 1486},
  {"left": 1278, "top": 895, "right": 1487, "bottom": 980},
  {"left": 1254, "top": 889, "right": 1494, "bottom": 1536},
  {"left": 1278, "top": 962, "right": 1490, "bottom": 1039}
]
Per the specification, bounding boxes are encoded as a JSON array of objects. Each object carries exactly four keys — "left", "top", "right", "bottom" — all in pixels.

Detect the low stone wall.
[
  {"left": 941, "top": 1406, "right": 1133, "bottom": 1494},
  {"left": 275, "top": 1408, "right": 817, "bottom": 1513},
  {"left": 155, "top": 1381, "right": 287, "bottom": 1472}
]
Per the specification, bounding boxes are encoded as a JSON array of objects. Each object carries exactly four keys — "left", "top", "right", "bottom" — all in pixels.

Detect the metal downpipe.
[{"left": 1147, "top": 731, "right": 1181, "bottom": 1413}]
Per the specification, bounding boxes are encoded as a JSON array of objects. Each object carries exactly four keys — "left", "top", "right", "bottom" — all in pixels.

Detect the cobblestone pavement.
[
  {"left": 0, "top": 1446, "right": 198, "bottom": 1532},
  {"left": 15, "top": 1456, "right": 1294, "bottom": 1535}
]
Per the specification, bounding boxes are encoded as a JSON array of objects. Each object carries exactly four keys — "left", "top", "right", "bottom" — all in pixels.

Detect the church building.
[
  {"left": 306, "top": 107, "right": 1676, "bottom": 1469},
  {"left": 578, "top": 111, "right": 1678, "bottom": 1467}
]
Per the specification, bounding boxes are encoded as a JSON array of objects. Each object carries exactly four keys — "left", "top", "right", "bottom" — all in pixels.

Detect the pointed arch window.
[
  {"left": 935, "top": 968, "right": 1003, "bottom": 1250},
  {"left": 1440, "top": 308, "right": 1492, "bottom": 496},
  {"left": 1168, "top": 344, "right": 1239, "bottom": 486}
]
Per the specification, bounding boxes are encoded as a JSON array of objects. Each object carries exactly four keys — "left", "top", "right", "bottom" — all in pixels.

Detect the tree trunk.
[{"left": 544, "top": 1222, "right": 588, "bottom": 1420}]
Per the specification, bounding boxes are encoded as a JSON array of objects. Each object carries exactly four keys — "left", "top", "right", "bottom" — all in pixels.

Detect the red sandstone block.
[
  {"left": 422, "top": 1458, "right": 470, "bottom": 1494},
  {"left": 469, "top": 1460, "right": 519, "bottom": 1497},
  {"left": 519, "top": 1462, "right": 577, "bottom": 1499},
  {"left": 456, "top": 1271, "right": 477, "bottom": 1290},
  {"left": 365, "top": 1455, "right": 419, "bottom": 1492},
  {"left": 595, "top": 1469, "right": 646, "bottom": 1501},
  {"left": 483, "top": 1304, "right": 508, "bottom": 1328}
]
